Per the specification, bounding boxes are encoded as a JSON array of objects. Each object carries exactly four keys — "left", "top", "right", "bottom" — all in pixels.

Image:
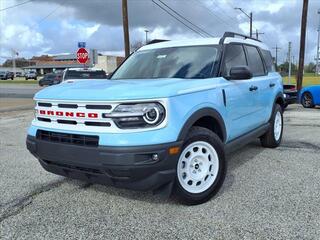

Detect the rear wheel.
[
  {"left": 260, "top": 104, "right": 283, "bottom": 148},
  {"left": 301, "top": 92, "right": 314, "bottom": 108},
  {"left": 175, "top": 127, "right": 226, "bottom": 205}
]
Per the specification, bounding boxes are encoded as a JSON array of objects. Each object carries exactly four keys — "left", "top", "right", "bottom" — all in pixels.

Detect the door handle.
[
  {"left": 269, "top": 83, "right": 275, "bottom": 88},
  {"left": 249, "top": 86, "right": 258, "bottom": 91}
]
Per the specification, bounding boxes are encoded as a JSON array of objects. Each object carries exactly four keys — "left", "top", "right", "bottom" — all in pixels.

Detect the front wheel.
[
  {"left": 260, "top": 104, "right": 283, "bottom": 148},
  {"left": 175, "top": 127, "right": 226, "bottom": 205},
  {"left": 301, "top": 92, "right": 314, "bottom": 108}
]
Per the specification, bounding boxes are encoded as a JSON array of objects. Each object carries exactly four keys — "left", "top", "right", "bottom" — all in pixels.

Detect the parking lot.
[{"left": 0, "top": 101, "right": 320, "bottom": 239}]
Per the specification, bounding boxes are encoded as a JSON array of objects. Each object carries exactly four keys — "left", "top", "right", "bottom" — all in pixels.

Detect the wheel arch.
[
  {"left": 177, "top": 108, "right": 227, "bottom": 143},
  {"left": 274, "top": 92, "right": 285, "bottom": 109}
]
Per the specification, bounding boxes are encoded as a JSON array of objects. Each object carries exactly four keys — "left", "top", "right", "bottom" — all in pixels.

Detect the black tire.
[
  {"left": 301, "top": 92, "right": 314, "bottom": 108},
  {"left": 174, "top": 126, "right": 226, "bottom": 205},
  {"left": 260, "top": 104, "right": 283, "bottom": 148},
  {"left": 25, "top": 78, "right": 28, "bottom": 80},
  {"left": 283, "top": 102, "right": 288, "bottom": 109}
]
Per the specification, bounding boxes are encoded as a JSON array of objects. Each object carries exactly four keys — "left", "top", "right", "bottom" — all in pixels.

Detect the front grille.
[
  {"left": 86, "top": 104, "right": 112, "bottom": 110},
  {"left": 58, "top": 104, "right": 78, "bottom": 109},
  {"left": 36, "top": 130, "right": 99, "bottom": 147},
  {"left": 38, "top": 102, "right": 52, "bottom": 107},
  {"left": 57, "top": 119, "right": 77, "bottom": 125}
]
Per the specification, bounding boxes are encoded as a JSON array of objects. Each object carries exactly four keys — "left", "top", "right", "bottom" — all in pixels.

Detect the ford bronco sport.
[{"left": 26, "top": 32, "right": 284, "bottom": 205}]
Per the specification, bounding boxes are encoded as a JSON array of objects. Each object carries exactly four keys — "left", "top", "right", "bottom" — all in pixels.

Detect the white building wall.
[{"left": 95, "top": 55, "right": 118, "bottom": 73}]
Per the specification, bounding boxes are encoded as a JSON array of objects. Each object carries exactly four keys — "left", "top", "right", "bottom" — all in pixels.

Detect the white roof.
[{"left": 138, "top": 36, "right": 270, "bottom": 51}]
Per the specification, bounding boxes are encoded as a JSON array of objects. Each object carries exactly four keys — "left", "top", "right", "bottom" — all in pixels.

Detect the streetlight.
[
  {"left": 144, "top": 29, "right": 149, "bottom": 44},
  {"left": 235, "top": 7, "right": 253, "bottom": 38}
]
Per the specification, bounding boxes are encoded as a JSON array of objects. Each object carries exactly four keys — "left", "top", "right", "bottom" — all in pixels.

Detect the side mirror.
[{"left": 229, "top": 66, "right": 252, "bottom": 80}]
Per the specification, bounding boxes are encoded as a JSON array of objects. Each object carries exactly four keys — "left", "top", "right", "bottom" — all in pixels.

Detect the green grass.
[
  {"left": 0, "top": 77, "right": 39, "bottom": 84},
  {"left": 282, "top": 75, "right": 320, "bottom": 87}
]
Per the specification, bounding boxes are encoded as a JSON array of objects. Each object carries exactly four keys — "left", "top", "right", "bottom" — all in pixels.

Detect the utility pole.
[
  {"left": 122, "top": 0, "right": 130, "bottom": 58},
  {"left": 250, "top": 12, "right": 253, "bottom": 38},
  {"left": 288, "top": 42, "right": 292, "bottom": 84},
  {"left": 235, "top": 8, "right": 253, "bottom": 37},
  {"left": 297, "top": 0, "right": 309, "bottom": 91},
  {"left": 273, "top": 45, "right": 281, "bottom": 71},
  {"left": 11, "top": 49, "right": 17, "bottom": 77},
  {"left": 144, "top": 29, "right": 149, "bottom": 44},
  {"left": 255, "top": 29, "right": 264, "bottom": 40},
  {"left": 316, "top": 8, "right": 320, "bottom": 75}
]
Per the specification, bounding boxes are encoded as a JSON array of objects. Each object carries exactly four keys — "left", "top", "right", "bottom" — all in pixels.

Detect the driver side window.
[{"left": 223, "top": 44, "right": 247, "bottom": 77}]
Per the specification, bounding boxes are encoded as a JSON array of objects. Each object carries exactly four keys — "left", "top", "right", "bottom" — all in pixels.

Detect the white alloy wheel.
[
  {"left": 274, "top": 111, "right": 282, "bottom": 141},
  {"left": 177, "top": 141, "right": 219, "bottom": 194}
]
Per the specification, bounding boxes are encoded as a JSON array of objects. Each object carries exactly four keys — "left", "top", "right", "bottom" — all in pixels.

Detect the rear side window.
[
  {"left": 245, "top": 46, "right": 265, "bottom": 76},
  {"left": 223, "top": 44, "right": 247, "bottom": 77},
  {"left": 261, "top": 49, "right": 275, "bottom": 72}
]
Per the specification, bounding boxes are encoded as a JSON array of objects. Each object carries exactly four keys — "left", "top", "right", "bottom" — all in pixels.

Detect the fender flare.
[
  {"left": 269, "top": 91, "right": 285, "bottom": 121},
  {"left": 273, "top": 91, "right": 285, "bottom": 109},
  {"left": 177, "top": 107, "right": 227, "bottom": 143}
]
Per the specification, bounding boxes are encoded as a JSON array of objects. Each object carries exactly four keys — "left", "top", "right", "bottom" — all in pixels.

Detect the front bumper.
[{"left": 26, "top": 135, "right": 182, "bottom": 191}]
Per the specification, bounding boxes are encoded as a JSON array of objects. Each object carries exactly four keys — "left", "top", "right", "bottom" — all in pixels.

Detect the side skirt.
[{"left": 224, "top": 123, "right": 270, "bottom": 154}]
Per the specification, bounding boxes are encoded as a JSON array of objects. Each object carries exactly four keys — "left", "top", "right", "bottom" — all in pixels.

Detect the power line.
[
  {"left": 151, "top": 0, "right": 207, "bottom": 38},
  {"left": 16, "top": 2, "right": 67, "bottom": 37},
  {"left": 157, "top": 0, "right": 214, "bottom": 37},
  {"left": 0, "top": 0, "right": 33, "bottom": 12}
]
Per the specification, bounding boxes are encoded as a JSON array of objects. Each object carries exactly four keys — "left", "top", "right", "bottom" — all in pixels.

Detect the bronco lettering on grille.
[{"left": 39, "top": 110, "right": 99, "bottom": 118}]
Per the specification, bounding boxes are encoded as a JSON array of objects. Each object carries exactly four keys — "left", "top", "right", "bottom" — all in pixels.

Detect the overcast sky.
[{"left": 0, "top": 0, "right": 319, "bottom": 64}]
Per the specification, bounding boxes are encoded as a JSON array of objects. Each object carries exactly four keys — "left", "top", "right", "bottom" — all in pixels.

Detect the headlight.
[{"left": 110, "top": 103, "right": 165, "bottom": 129}]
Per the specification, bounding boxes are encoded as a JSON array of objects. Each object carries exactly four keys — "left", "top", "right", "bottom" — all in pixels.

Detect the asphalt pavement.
[
  {"left": 0, "top": 104, "right": 320, "bottom": 239},
  {"left": 0, "top": 84, "right": 41, "bottom": 98}
]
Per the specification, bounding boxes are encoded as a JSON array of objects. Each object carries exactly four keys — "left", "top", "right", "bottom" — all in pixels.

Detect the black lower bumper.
[{"left": 26, "top": 135, "right": 182, "bottom": 191}]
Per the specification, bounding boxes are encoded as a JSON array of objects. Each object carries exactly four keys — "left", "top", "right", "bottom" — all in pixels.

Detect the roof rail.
[
  {"left": 147, "top": 39, "right": 169, "bottom": 45},
  {"left": 219, "top": 32, "right": 261, "bottom": 44}
]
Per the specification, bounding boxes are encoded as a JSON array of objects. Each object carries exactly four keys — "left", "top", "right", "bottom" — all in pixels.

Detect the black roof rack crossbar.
[{"left": 219, "top": 32, "right": 261, "bottom": 44}]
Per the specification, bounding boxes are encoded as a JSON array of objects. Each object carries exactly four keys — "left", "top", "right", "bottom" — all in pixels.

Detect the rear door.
[
  {"left": 222, "top": 44, "right": 257, "bottom": 140},
  {"left": 243, "top": 45, "right": 269, "bottom": 126}
]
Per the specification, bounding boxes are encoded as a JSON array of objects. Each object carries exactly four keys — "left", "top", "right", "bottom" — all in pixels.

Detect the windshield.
[
  {"left": 111, "top": 45, "right": 220, "bottom": 80},
  {"left": 0, "top": 72, "right": 5, "bottom": 74},
  {"left": 65, "top": 70, "right": 107, "bottom": 80}
]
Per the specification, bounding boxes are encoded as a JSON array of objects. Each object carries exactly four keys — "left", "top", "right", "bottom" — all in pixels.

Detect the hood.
[{"left": 34, "top": 78, "right": 224, "bottom": 101}]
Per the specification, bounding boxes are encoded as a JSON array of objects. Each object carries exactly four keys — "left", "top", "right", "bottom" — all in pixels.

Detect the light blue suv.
[{"left": 26, "top": 32, "right": 284, "bottom": 205}]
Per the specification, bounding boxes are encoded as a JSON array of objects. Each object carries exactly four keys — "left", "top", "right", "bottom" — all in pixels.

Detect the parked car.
[
  {"left": 26, "top": 32, "right": 284, "bottom": 205},
  {"left": 15, "top": 72, "right": 25, "bottom": 77},
  {"left": 61, "top": 68, "right": 107, "bottom": 82},
  {"left": 283, "top": 84, "right": 298, "bottom": 108},
  {"left": 299, "top": 85, "right": 320, "bottom": 108},
  {"left": 25, "top": 71, "right": 37, "bottom": 80},
  {"left": 0, "top": 71, "right": 14, "bottom": 80},
  {"left": 39, "top": 72, "right": 63, "bottom": 86}
]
